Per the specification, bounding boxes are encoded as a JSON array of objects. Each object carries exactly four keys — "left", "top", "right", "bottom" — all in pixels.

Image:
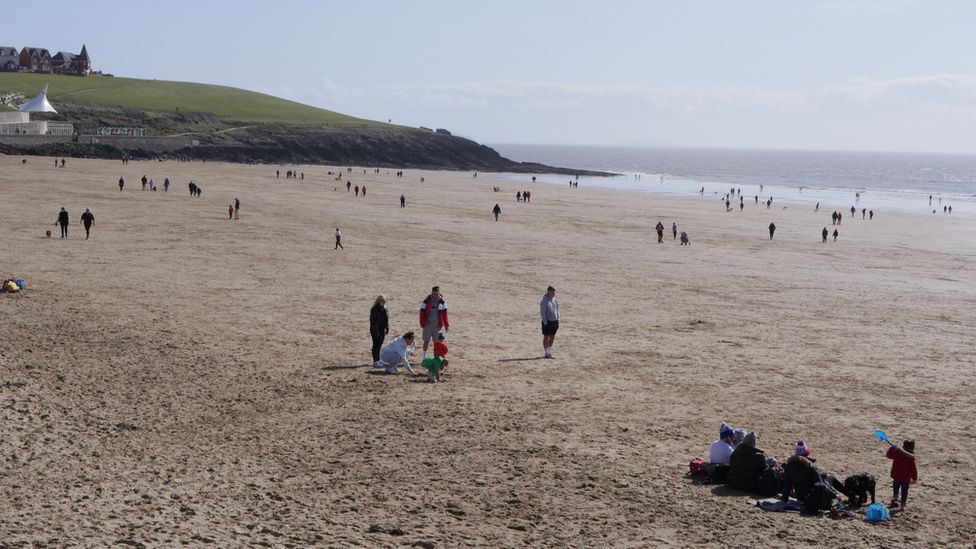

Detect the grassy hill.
[
  {"left": 0, "top": 72, "right": 387, "bottom": 128},
  {"left": 0, "top": 72, "right": 602, "bottom": 174}
]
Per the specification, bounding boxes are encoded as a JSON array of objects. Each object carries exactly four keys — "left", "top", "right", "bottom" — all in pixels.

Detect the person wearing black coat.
[
  {"left": 370, "top": 295, "right": 390, "bottom": 366},
  {"left": 728, "top": 432, "right": 767, "bottom": 493}
]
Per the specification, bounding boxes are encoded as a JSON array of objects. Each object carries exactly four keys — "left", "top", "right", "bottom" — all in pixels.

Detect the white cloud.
[
  {"left": 299, "top": 73, "right": 976, "bottom": 116},
  {"left": 261, "top": 73, "right": 976, "bottom": 151}
]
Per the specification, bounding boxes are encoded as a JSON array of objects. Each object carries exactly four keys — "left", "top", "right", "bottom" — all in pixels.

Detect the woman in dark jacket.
[
  {"left": 727, "top": 432, "right": 770, "bottom": 493},
  {"left": 370, "top": 295, "right": 389, "bottom": 366}
]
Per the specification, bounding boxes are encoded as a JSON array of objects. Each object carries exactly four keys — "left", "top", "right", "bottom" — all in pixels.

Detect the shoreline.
[
  {"left": 495, "top": 170, "right": 974, "bottom": 218},
  {"left": 490, "top": 144, "right": 976, "bottom": 217}
]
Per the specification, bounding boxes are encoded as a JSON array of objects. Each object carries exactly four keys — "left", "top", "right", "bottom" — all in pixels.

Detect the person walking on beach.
[
  {"left": 517, "top": 191, "right": 522, "bottom": 203},
  {"left": 833, "top": 228, "right": 839, "bottom": 242},
  {"left": 118, "top": 177, "right": 125, "bottom": 191},
  {"left": 362, "top": 185, "right": 367, "bottom": 197},
  {"left": 346, "top": 180, "right": 351, "bottom": 192},
  {"left": 540, "top": 286, "right": 560, "bottom": 359},
  {"left": 354, "top": 185, "right": 360, "bottom": 197},
  {"left": 655, "top": 221, "right": 665, "bottom": 243},
  {"left": 419, "top": 286, "right": 449, "bottom": 357},
  {"left": 370, "top": 295, "right": 390, "bottom": 367},
  {"left": 672, "top": 222, "right": 678, "bottom": 240},
  {"left": 228, "top": 204, "right": 234, "bottom": 219},
  {"left": 81, "top": 208, "right": 94, "bottom": 240},
  {"left": 831, "top": 211, "right": 837, "bottom": 225},
  {"left": 163, "top": 178, "right": 170, "bottom": 192},
  {"left": 492, "top": 203, "right": 502, "bottom": 221},
  {"left": 234, "top": 198, "right": 240, "bottom": 219},
  {"left": 141, "top": 175, "right": 148, "bottom": 191},
  {"left": 822, "top": 227, "right": 828, "bottom": 243},
  {"left": 870, "top": 210, "right": 874, "bottom": 220},
  {"left": 400, "top": 194, "right": 406, "bottom": 208},
  {"left": 56, "top": 207, "right": 70, "bottom": 239},
  {"left": 334, "top": 228, "right": 344, "bottom": 250},
  {"left": 768, "top": 222, "right": 776, "bottom": 240},
  {"left": 815, "top": 202, "right": 819, "bottom": 212}
]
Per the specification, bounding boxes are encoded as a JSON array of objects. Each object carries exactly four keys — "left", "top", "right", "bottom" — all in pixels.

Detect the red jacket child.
[
  {"left": 434, "top": 339, "right": 448, "bottom": 358},
  {"left": 886, "top": 445, "right": 918, "bottom": 483}
]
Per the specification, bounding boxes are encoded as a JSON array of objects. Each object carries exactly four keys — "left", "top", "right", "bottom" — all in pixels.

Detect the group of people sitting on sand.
[{"left": 697, "top": 423, "right": 917, "bottom": 515}]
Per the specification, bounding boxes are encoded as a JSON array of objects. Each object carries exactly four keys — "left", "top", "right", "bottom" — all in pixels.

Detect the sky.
[{"left": 8, "top": 0, "right": 976, "bottom": 153}]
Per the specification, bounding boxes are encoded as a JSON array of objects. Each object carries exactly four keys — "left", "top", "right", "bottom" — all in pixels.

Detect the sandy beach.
[{"left": 1, "top": 154, "right": 974, "bottom": 547}]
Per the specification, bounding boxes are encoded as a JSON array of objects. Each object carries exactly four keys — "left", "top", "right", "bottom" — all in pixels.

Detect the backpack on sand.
[
  {"left": 803, "top": 482, "right": 835, "bottom": 515},
  {"left": 758, "top": 467, "right": 783, "bottom": 497}
]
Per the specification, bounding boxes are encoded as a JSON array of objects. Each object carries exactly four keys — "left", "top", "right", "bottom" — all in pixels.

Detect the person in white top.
[
  {"left": 377, "top": 332, "right": 417, "bottom": 375},
  {"left": 709, "top": 423, "right": 735, "bottom": 465},
  {"left": 540, "top": 286, "right": 560, "bottom": 358}
]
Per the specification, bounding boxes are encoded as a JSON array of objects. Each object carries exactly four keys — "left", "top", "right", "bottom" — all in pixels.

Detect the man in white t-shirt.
[{"left": 709, "top": 423, "right": 735, "bottom": 465}]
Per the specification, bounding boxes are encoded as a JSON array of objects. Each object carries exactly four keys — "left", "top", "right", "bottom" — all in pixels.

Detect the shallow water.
[{"left": 493, "top": 144, "right": 976, "bottom": 216}]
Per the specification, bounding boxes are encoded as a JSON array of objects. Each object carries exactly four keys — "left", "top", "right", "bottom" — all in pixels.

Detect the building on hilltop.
[
  {"left": 51, "top": 45, "right": 90, "bottom": 75},
  {"left": 0, "top": 47, "right": 18, "bottom": 72},
  {"left": 19, "top": 47, "right": 51, "bottom": 72}
]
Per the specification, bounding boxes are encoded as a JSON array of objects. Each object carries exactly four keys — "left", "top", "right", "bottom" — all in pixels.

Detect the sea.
[{"left": 490, "top": 144, "right": 976, "bottom": 216}]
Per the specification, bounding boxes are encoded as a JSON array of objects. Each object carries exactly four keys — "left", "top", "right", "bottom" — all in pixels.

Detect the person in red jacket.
[
  {"left": 433, "top": 332, "right": 448, "bottom": 359},
  {"left": 885, "top": 438, "right": 917, "bottom": 509},
  {"left": 419, "top": 286, "right": 449, "bottom": 356}
]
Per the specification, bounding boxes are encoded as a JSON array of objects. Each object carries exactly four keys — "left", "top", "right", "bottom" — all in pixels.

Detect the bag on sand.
[
  {"left": 865, "top": 502, "right": 891, "bottom": 523},
  {"left": 758, "top": 467, "right": 783, "bottom": 497},
  {"left": 688, "top": 458, "right": 708, "bottom": 476},
  {"left": 708, "top": 464, "right": 730, "bottom": 484},
  {"left": 803, "top": 482, "right": 835, "bottom": 515}
]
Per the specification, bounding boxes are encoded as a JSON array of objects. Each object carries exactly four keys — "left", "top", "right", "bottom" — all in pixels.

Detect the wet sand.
[{"left": 1, "top": 155, "right": 974, "bottom": 546}]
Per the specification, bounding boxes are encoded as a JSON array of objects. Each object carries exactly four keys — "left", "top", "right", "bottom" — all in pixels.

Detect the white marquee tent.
[{"left": 18, "top": 84, "right": 57, "bottom": 113}]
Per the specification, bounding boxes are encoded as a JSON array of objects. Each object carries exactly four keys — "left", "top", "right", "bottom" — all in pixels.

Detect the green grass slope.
[{"left": 0, "top": 73, "right": 387, "bottom": 128}]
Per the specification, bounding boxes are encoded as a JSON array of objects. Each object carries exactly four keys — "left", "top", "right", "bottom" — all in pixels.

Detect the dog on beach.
[{"left": 843, "top": 473, "right": 876, "bottom": 508}]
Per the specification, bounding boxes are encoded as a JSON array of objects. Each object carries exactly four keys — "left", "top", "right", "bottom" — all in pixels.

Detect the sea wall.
[{"left": 0, "top": 134, "right": 193, "bottom": 152}]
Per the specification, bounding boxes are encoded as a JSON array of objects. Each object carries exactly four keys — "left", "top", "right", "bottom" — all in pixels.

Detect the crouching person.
[
  {"left": 422, "top": 356, "right": 448, "bottom": 383},
  {"left": 378, "top": 332, "right": 417, "bottom": 375},
  {"left": 781, "top": 441, "right": 845, "bottom": 514}
]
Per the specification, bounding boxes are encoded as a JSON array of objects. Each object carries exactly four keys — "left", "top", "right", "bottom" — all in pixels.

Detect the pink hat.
[{"left": 794, "top": 440, "right": 811, "bottom": 457}]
